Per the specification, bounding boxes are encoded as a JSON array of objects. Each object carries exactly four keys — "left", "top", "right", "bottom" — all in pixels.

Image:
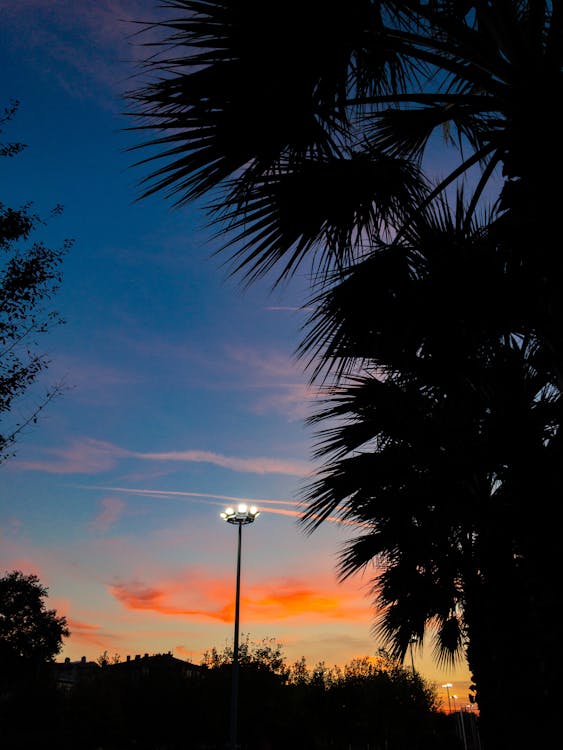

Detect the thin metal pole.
[
  {"left": 458, "top": 706, "right": 468, "bottom": 750},
  {"left": 229, "top": 521, "right": 242, "bottom": 750}
]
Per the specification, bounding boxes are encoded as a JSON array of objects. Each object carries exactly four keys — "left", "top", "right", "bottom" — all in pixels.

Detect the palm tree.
[
  {"left": 299, "top": 194, "right": 561, "bottom": 749},
  {"left": 125, "top": 3, "right": 563, "bottom": 747}
]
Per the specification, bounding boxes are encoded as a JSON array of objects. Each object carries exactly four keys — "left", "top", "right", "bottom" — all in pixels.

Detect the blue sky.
[{"left": 0, "top": 0, "right": 472, "bottom": 707}]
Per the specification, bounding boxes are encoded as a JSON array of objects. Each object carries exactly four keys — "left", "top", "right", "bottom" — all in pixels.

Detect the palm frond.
[{"left": 207, "top": 150, "right": 428, "bottom": 286}]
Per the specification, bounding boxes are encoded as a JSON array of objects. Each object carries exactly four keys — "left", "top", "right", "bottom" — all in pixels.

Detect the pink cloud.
[
  {"left": 257, "top": 506, "right": 365, "bottom": 528},
  {"left": 223, "top": 345, "right": 321, "bottom": 419},
  {"left": 127, "top": 448, "right": 310, "bottom": 477},
  {"left": 226, "top": 345, "right": 301, "bottom": 380},
  {"left": 54, "top": 332, "right": 317, "bottom": 421},
  {"left": 13, "top": 438, "right": 125, "bottom": 474},
  {"left": 111, "top": 336, "right": 310, "bottom": 412},
  {"left": 89, "top": 497, "right": 126, "bottom": 533},
  {"left": 248, "top": 383, "right": 319, "bottom": 420},
  {"left": 13, "top": 438, "right": 309, "bottom": 477}
]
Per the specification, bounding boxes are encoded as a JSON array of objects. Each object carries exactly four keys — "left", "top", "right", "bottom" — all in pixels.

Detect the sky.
[{"left": 0, "top": 0, "right": 472, "bottom": 709}]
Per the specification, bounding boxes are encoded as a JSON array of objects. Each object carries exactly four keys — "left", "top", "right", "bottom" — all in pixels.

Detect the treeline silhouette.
[{"left": 0, "top": 637, "right": 471, "bottom": 750}]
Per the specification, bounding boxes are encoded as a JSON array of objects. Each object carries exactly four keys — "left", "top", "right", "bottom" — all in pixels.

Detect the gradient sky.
[{"left": 0, "top": 0, "right": 472, "bottom": 709}]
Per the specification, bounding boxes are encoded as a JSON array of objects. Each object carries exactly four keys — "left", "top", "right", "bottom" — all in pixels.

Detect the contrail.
[
  {"left": 77, "top": 485, "right": 302, "bottom": 506},
  {"left": 78, "top": 485, "right": 366, "bottom": 527}
]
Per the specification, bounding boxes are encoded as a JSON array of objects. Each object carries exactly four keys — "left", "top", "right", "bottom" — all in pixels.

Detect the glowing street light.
[
  {"left": 442, "top": 682, "right": 453, "bottom": 714},
  {"left": 220, "top": 504, "right": 259, "bottom": 750}
]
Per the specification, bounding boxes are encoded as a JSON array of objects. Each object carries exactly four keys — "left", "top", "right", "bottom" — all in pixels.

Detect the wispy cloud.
[
  {"left": 59, "top": 331, "right": 318, "bottom": 421},
  {"left": 13, "top": 438, "right": 126, "bottom": 474},
  {"left": 66, "top": 617, "right": 123, "bottom": 652},
  {"left": 127, "top": 448, "right": 310, "bottom": 476},
  {"left": 248, "top": 383, "right": 316, "bottom": 420},
  {"left": 89, "top": 497, "right": 126, "bottom": 534},
  {"left": 224, "top": 345, "right": 320, "bottom": 419},
  {"left": 226, "top": 346, "right": 301, "bottom": 380},
  {"left": 13, "top": 438, "right": 310, "bottom": 477},
  {"left": 50, "top": 355, "right": 144, "bottom": 406},
  {"left": 1, "top": 0, "right": 167, "bottom": 104}
]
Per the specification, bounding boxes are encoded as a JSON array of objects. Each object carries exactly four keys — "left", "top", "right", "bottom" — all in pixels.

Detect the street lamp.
[
  {"left": 442, "top": 682, "right": 453, "bottom": 714},
  {"left": 220, "top": 504, "right": 259, "bottom": 750}
]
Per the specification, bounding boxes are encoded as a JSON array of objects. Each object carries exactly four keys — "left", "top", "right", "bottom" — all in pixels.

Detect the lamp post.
[
  {"left": 220, "top": 504, "right": 259, "bottom": 750},
  {"left": 442, "top": 682, "right": 453, "bottom": 714},
  {"left": 452, "top": 695, "right": 469, "bottom": 750}
]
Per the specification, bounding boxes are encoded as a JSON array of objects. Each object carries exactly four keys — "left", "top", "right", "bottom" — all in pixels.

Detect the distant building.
[
  {"left": 106, "top": 652, "right": 203, "bottom": 682},
  {"left": 51, "top": 655, "right": 99, "bottom": 691},
  {"left": 51, "top": 652, "right": 203, "bottom": 690}
]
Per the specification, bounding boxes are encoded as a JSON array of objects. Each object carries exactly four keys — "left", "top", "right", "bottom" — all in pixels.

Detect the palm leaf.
[{"left": 209, "top": 149, "right": 428, "bottom": 286}]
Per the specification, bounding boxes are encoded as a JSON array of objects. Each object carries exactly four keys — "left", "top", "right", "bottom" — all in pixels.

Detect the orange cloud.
[
  {"left": 110, "top": 576, "right": 232, "bottom": 621},
  {"left": 109, "top": 570, "right": 370, "bottom": 624},
  {"left": 249, "top": 586, "right": 349, "bottom": 620}
]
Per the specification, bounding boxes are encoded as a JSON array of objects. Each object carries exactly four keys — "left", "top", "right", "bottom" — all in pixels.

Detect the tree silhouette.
[
  {"left": 0, "top": 570, "right": 69, "bottom": 667},
  {"left": 125, "top": 4, "right": 562, "bottom": 748},
  {"left": 0, "top": 100, "right": 71, "bottom": 461},
  {"left": 0, "top": 570, "right": 70, "bottom": 747}
]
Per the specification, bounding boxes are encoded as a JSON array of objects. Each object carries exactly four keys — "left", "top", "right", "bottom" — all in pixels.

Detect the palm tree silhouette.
[{"left": 125, "top": 4, "right": 563, "bottom": 748}]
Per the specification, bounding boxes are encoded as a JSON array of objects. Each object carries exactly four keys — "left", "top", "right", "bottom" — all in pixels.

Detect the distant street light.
[
  {"left": 221, "top": 504, "right": 260, "bottom": 750},
  {"left": 442, "top": 682, "right": 453, "bottom": 714}
]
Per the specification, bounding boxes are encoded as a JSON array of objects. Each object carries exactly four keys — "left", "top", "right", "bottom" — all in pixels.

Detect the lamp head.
[{"left": 221, "top": 504, "right": 260, "bottom": 525}]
